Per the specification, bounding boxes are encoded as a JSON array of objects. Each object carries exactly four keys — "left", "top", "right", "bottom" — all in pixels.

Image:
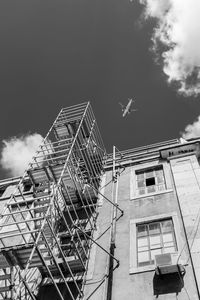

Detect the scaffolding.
[{"left": 0, "top": 102, "right": 121, "bottom": 300}]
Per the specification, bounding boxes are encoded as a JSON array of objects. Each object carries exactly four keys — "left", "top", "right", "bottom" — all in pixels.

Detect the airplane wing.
[{"left": 126, "top": 108, "right": 137, "bottom": 115}]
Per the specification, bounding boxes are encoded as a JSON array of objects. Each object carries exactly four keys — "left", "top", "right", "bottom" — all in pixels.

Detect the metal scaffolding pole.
[{"left": 0, "top": 102, "right": 123, "bottom": 300}]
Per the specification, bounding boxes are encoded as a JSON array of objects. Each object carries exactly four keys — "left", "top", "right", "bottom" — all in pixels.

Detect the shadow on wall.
[
  {"left": 37, "top": 282, "right": 81, "bottom": 300},
  {"left": 153, "top": 272, "right": 184, "bottom": 297}
]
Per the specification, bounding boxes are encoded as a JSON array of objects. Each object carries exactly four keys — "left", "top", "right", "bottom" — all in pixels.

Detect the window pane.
[
  {"left": 149, "top": 235, "right": 161, "bottom": 249},
  {"left": 146, "top": 177, "right": 155, "bottom": 186},
  {"left": 137, "top": 180, "right": 145, "bottom": 188},
  {"left": 157, "top": 184, "right": 165, "bottom": 191},
  {"left": 163, "top": 232, "right": 176, "bottom": 249},
  {"left": 163, "top": 232, "right": 173, "bottom": 243},
  {"left": 163, "top": 247, "right": 176, "bottom": 254},
  {"left": 137, "top": 173, "right": 145, "bottom": 181},
  {"left": 146, "top": 170, "right": 154, "bottom": 178},
  {"left": 164, "top": 242, "right": 174, "bottom": 249},
  {"left": 157, "top": 175, "right": 164, "bottom": 184},
  {"left": 161, "top": 220, "right": 173, "bottom": 233},
  {"left": 137, "top": 224, "right": 148, "bottom": 237},
  {"left": 138, "top": 251, "right": 149, "bottom": 265},
  {"left": 138, "top": 188, "right": 145, "bottom": 195},
  {"left": 149, "top": 223, "right": 160, "bottom": 235},
  {"left": 147, "top": 186, "right": 156, "bottom": 193},
  {"left": 155, "top": 169, "right": 163, "bottom": 177},
  {"left": 138, "top": 237, "right": 148, "bottom": 251}
]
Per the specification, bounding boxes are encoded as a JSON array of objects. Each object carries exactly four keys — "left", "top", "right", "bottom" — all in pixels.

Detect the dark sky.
[{"left": 0, "top": 0, "right": 200, "bottom": 162}]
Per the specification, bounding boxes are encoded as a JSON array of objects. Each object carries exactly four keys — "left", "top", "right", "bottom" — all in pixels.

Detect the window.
[
  {"left": 135, "top": 166, "right": 166, "bottom": 195},
  {"left": 130, "top": 213, "right": 183, "bottom": 274},
  {"left": 137, "top": 219, "right": 177, "bottom": 267}
]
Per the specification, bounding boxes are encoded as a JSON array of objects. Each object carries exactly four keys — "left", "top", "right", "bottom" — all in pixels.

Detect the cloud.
[
  {"left": 181, "top": 116, "right": 200, "bottom": 139},
  {"left": 138, "top": 0, "right": 200, "bottom": 96},
  {"left": 0, "top": 133, "right": 44, "bottom": 177}
]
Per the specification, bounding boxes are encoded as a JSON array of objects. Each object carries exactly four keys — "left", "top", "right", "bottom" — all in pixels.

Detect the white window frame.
[
  {"left": 130, "top": 162, "right": 173, "bottom": 200},
  {"left": 129, "top": 212, "right": 185, "bottom": 274}
]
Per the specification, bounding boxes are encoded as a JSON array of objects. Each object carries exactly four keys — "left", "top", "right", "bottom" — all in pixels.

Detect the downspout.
[{"left": 106, "top": 146, "right": 119, "bottom": 300}]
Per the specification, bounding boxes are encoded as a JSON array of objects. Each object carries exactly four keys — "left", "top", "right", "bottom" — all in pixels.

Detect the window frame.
[
  {"left": 129, "top": 212, "right": 184, "bottom": 274},
  {"left": 130, "top": 162, "right": 173, "bottom": 200},
  {"left": 137, "top": 219, "right": 177, "bottom": 267},
  {"left": 135, "top": 166, "right": 166, "bottom": 196}
]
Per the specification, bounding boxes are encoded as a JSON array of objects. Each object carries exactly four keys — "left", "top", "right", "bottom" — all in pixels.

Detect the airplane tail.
[{"left": 119, "top": 102, "right": 125, "bottom": 111}]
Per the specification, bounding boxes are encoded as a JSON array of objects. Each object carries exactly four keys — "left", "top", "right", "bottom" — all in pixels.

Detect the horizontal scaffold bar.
[
  {"left": 0, "top": 229, "right": 39, "bottom": 239},
  {"left": 0, "top": 216, "right": 45, "bottom": 227},
  {"left": 2, "top": 205, "right": 51, "bottom": 216}
]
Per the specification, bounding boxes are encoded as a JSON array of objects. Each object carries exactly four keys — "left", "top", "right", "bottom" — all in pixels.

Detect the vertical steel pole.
[{"left": 106, "top": 146, "right": 119, "bottom": 300}]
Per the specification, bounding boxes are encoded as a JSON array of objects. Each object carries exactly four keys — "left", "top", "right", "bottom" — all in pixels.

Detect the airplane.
[{"left": 119, "top": 98, "right": 137, "bottom": 117}]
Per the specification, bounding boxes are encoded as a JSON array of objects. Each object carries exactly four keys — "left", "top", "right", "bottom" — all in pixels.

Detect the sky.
[{"left": 0, "top": 0, "right": 200, "bottom": 178}]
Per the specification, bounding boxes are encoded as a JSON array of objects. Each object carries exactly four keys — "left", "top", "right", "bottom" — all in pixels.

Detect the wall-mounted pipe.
[{"left": 106, "top": 146, "right": 120, "bottom": 300}]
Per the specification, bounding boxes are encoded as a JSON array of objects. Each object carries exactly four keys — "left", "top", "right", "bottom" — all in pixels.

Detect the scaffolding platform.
[
  {"left": 0, "top": 102, "right": 125, "bottom": 300},
  {"left": 0, "top": 102, "right": 110, "bottom": 300}
]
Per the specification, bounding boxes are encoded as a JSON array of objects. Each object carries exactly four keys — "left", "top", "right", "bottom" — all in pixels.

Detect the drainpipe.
[{"left": 106, "top": 146, "right": 119, "bottom": 300}]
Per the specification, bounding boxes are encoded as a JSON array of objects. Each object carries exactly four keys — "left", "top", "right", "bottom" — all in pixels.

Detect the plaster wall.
[
  {"left": 84, "top": 157, "right": 199, "bottom": 300},
  {"left": 83, "top": 171, "right": 113, "bottom": 300},
  {"left": 170, "top": 154, "right": 200, "bottom": 293}
]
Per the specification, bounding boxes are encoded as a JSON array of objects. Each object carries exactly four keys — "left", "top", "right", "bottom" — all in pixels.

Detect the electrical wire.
[
  {"left": 176, "top": 205, "right": 200, "bottom": 265},
  {"left": 177, "top": 268, "right": 192, "bottom": 300},
  {"left": 85, "top": 147, "right": 125, "bottom": 299},
  {"left": 176, "top": 159, "right": 200, "bottom": 266}
]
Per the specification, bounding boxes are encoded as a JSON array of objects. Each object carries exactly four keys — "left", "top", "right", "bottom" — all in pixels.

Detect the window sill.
[
  {"left": 130, "top": 265, "right": 155, "bottom": 274},
  {"left": 131, "top": 189, "right": 173, "bottom": 200},
  {"left": 130, "top": 263, "right": 188, "bottom": 275},
  {"left": 130, "top": 254, "right": 187, "bottom": 275}
]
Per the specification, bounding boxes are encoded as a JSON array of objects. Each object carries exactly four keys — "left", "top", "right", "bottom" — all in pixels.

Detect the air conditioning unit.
[{"left": 155, "top": 253, "right": 184, "bottom": 275}]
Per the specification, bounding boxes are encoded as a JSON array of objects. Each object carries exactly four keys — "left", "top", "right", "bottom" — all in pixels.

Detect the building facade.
[
  {"left": 84, "top": 138, "right": 200, "bottom": 300},
  {"left": 0, "top": 103, "right": 200, "bottom": 299}
]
